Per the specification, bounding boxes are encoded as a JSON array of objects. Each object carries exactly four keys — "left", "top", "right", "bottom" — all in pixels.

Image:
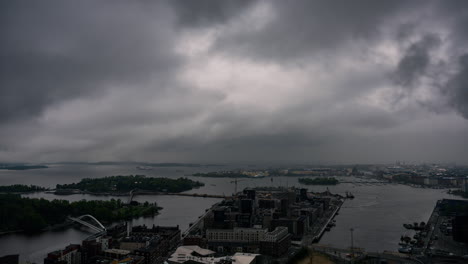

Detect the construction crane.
[{"left": 230, "top": 178, "right": 246, "bottom": 195}]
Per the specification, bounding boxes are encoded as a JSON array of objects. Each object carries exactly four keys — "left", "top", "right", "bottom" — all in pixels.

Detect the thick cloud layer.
[
  {"left": 1, "top": 0, "right": 468, "bottom": 164},
  {"left": 393, "top": 34, "right": 441, "bottom": 87}
]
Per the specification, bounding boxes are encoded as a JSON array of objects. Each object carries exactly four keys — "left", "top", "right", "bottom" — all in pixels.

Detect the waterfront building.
[
  {"left": 120, "top": 236, "right": 155, "bottom": 252},
  {"left": 133, "top": 242, "right": 165, "bottom": 264},
  {"left": 259, "top": 227, "right": 290, "bottom": 257},
  {"left": 207, "top": 227, "right": 267, "bottom": 244},
  {"left": 81, "top": 240, "right": 102, "bottom": 264},
  {"left": 120, "top": 236, "right": 167, "bottom": 264},
  {"left": 118, "top": 225, "right": 181, "bottom": 264},
  {"left": 131, "top": 225, "right": 181, "bottom": 251},
  {"left": 44, "top": 244, "right": 81, "bottom": 264},
  {"left": 206, "top": 227, "right": 290, "bottom": 255}
]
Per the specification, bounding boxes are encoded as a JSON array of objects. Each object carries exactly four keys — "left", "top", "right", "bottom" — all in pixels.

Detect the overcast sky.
[{"left": 1, "top": 0, "right": 468, "bottom": 164}]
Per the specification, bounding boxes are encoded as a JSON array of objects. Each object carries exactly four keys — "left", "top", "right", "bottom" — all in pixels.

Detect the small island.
[
  {"left": 0, "top": 194, "right": 160, "bottom": 233},
  {"left": 0, "top": 184, "right": 47, "bottom": 193},
  {"left": 56, "top": 175, "right": 204, "bottom": 194},
  {"left": 0, "top": 164, "right": 48, "bottom": 170},
  {"left": 298, "top": 177, "right": 339, "bottom": 185}
]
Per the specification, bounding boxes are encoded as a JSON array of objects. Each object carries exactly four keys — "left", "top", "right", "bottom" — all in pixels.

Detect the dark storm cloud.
[
  {"left": 214, "top": 0, "right": 416, "bottom": 61},
  {"left": 170, "top": 0, "right": 255, "bottom": 27},
  {"left": 386, "top": 1, "right": 468, "bottom": 119},
  {"left": 0, "top": 1, "right": 178, "bottom": 123},
  {"left": 393, "top": 34, "right": 441, "bottom": 87},
  {"left": 444, "top": 54, "right": 468, "bottom": 119}
]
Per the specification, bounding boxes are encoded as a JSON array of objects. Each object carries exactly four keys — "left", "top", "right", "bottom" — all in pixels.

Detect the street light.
[{"left": 350, "top": 228, "right": 354, "bottom": 261}]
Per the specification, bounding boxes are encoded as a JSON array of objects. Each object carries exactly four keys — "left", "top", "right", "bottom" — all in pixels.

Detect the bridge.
[
  {"left": 128, "top": 189, "right": 136, "bottom": 204},
  {"left": 339, "top": 181, "right": 389, "bottom": 184},
  {"left": 127, "top": 189, "right": 229, "bottom": 204},
  {"left": 68, "top": 214, "right": 106, "bottom": 233}
]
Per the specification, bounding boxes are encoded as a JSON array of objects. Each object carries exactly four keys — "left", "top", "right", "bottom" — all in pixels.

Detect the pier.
[
  {"left": 301, "top": 199, "right": 344, "bottom": 245},
  {"left": 313, "top": 201, "right": 343, "bottom": 242}
]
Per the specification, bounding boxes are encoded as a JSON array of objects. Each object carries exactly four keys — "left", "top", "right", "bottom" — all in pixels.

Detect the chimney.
[{"left": 127, "top": 221, "right": 132, "bottom": 237}]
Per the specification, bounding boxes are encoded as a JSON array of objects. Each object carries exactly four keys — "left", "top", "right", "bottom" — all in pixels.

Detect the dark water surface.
[{"left": 0, "top": 164, "right": 464, "bottom": 262}]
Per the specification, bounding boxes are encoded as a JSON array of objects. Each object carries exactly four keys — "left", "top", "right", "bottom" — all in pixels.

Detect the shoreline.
[{"left": 0, "top": 211, "right": 161, "bottom": 237}]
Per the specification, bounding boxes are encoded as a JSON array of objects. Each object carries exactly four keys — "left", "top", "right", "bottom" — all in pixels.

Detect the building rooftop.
[
  {"left": 167, "top": 246, "right": 258, "bottom": 264},
  {"left": 103, "top": 248, "right": 130, "bottom": 255}
]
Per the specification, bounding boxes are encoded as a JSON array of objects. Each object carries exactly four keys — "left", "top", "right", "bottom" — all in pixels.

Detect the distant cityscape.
[{"left": 193, "top": 163, "right": 468, "bottom": 195}]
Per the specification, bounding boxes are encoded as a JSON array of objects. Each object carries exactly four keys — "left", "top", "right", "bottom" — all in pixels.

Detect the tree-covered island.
[
  {"left": 56, "top": 175, "right": 204, "bottom": 193},
  {"left": 0, "top": 194, "right": 160, "bottom": 233},
  {"left": 298, "top": 177, "right": 339, "bottom": 185}
]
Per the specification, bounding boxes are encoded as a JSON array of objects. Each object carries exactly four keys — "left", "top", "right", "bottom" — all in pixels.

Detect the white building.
[
  {"left": 167, "top": 246, "right": 258, "bottom": 264},
  {"left": 262, "top": 227, "right": 288, "bottom": 242}
]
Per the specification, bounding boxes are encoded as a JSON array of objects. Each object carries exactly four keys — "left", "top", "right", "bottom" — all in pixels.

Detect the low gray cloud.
[{"left": 1, "top": 0, "right": 468, "bottom": 164}]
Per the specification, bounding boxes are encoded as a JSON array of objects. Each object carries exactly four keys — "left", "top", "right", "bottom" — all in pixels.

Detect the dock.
[
  {"left": 301, "top": 198, "right": 344, "bottom": 245},
  {"left": 313, "top": 202, "right": 343, "bottom": 242}
]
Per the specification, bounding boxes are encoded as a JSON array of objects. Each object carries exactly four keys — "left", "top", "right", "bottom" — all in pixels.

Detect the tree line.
[{"left": 0, "top": 194, "right": 160, "bottom": 233}]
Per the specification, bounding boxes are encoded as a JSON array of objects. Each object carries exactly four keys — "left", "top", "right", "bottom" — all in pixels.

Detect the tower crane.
[{"left": 230, "top": 178, "right": 246, "bottom": 195}]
